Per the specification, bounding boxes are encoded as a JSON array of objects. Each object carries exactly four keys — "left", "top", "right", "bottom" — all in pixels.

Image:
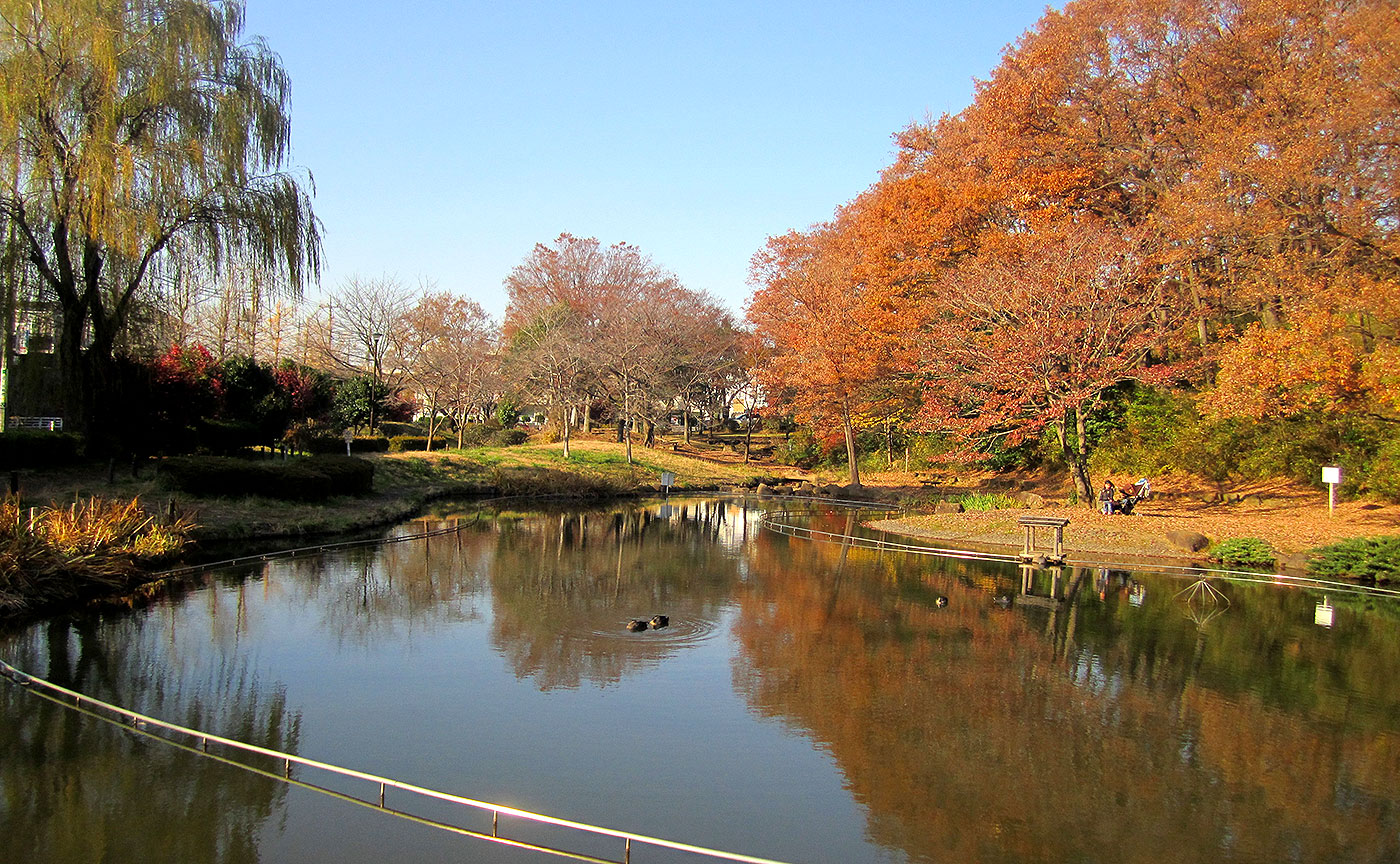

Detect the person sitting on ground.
[{"left": 1099, "top": 480, "right": 1117, "bottom": 515}]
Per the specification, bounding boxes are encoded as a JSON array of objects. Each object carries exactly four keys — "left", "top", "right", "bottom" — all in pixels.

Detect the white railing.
[
  {"left": 7, "top": 416, "right": 63, "bottom": 431},
  {"left": 0, "top": 658, "right": 796, "bottom": 864}
]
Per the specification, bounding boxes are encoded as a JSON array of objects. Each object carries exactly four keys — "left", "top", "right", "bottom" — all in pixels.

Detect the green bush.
[
  {"left": 195, "top": 419, "right": 263, "bottom": 455},
  {"left": 303, "top": 435, "right": 389, "bottom": 455},
  {"left": 379, "top": 421, "right": 424, "bottom": 437},
  {"left": 1307, "top": 536, "right": 1400, "bottom": 583},
  {"left": 0, "top": 431, "right": 82, "bottom": 469},
  {"left": 161, "top": 455, "right": 375, "bottom": 500},
  {"left": 387, "top": 435, "right": 450, "bottom": 453},
  {"left": 1207, "top": 537, "right": 1277, "bottom": 569},
  {"left": 456, "top": 424, "right": 490, "bottom": 447},
  {"left": 488, "top": 429, "right": 528, "bottom": 447},
  {"left": 773, "top": 428, "right": 824, "bottom": 468}
]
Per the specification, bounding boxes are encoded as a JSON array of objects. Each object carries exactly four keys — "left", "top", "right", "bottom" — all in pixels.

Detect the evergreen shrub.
[
  {"left": 456, "top": 425, "right": 490, "bottom": 447},
  {"left": 161, "top": 455, "right": 375, "bottom": 500},
  {"left": 387, "top": 435, "right": 450, "bottom": 452},
  {"left": 0, "top": 432, "right": 82, "bottom": 468},
  {"left": 1308, "top": 536, "right": 1400, "bottom": 583},
  {"left": 488, "top": 429, "right": 528, "bottom": 447},
  {"left": 1207, "top": 537, "right": 1277, "bottom": 569},
  {"left": 303, "top": 435, "right": 389, "bottom": 455}
]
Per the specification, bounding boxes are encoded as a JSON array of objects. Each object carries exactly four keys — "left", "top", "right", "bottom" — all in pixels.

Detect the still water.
[{"left": 3, "top": 498, "right": 1399, "bottom": 864}]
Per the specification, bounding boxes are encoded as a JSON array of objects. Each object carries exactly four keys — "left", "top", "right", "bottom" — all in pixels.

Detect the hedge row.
[
  {"left": 387, "top": 435, "right": 452, "bottom": 452},
  {"left": 0, "top": 432, "right": 82, "bottom": 469},
  {"left": 302, "top": 435, "right": 390, "bottom": 455},
  {"left": 161, "top": 455, "right": 375, "bottom": 500}
]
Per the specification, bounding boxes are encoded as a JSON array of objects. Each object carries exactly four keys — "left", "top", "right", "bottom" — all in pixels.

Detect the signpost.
[
  {"left": 1322, "top": 465, "right": 1342, "bottom": 516},
  {"left": 660, "top": 471, "right": 675, "bottom": 496},
  {"left": 343, "top": 428, "right": 355, "bottom": 456}
]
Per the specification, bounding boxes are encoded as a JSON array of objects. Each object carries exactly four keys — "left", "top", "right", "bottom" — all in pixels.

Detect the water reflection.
[
  {"left": 469, "top": 500, "right": 745, "bottom": 689},
  {"left": 0, "top": 614, "right": 299, "bottom": 864},
  {"left": 2, "top": 499, "right": 1398, "bottom": 864},
  {"left": 732, "top": 511, "right": 1400, "bottom": 863}
]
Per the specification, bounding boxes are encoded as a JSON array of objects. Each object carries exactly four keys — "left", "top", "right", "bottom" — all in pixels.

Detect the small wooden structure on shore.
[{"left": 1017, "top": 514, "right": 1070, "bottom": 565}]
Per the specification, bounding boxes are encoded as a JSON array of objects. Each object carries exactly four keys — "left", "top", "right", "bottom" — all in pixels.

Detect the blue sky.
[{"left": 242, "top": 1, "right": 1051, "bottom": 319}]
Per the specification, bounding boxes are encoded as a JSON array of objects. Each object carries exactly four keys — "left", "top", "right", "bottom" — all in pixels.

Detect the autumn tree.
[
  {"left": 747, "top": 220, "right": 914, "bottom": 486},
  {"left": 400, "top": 292, "right": 497, "bottom": 448},
  {"left": 501, "top": 304, "right": 587, "bottom": 457},
  {"left": 503, "top": 234, "right": 730, "bottom": 462},
  {"left": 919, "top": 224, "right": 1188, "bottom": 500},
  {"left": 0, "top": 0, "right": 321, "bottom": 436}
]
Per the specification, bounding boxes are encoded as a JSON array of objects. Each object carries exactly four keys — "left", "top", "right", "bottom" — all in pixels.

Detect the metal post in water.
[
  {"left": 625, "top": 837, "right": 632, "bottom": 863},
  {"left": 492, "top": 811, "right": 498, "bottom": 837},
  {"left": 379, "top": 783, "right": 385, "bottom": 808}
]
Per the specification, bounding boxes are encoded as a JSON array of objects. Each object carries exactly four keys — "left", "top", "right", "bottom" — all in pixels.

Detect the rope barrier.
[{"left": 0, "top": 658, "right": 798, "bottom": 864}]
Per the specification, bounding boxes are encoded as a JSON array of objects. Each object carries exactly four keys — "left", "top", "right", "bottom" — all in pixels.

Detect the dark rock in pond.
[
  {"left": 626, "top": 619, "right": 648, "bottom": 632},
  {"left": 649, "top": 615, "right": 669, "bottom": 628}
]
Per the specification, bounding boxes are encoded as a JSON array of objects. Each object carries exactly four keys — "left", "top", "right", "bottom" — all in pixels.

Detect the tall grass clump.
[
  {"left": 956, "top": 492, "right": 1020, "bottom": 511},
  {"left": 0, "top": 496, "right": 192, "bottom": 618}
]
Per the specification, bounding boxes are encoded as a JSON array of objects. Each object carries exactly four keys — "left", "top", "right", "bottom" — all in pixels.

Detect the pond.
[{"left": 3, "top": 497, "right": 1399, "bottom": 864}]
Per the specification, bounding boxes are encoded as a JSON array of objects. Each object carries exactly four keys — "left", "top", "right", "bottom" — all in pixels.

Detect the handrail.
[{"left": 0, "top": 658, "right": 797, "bottom": 864}]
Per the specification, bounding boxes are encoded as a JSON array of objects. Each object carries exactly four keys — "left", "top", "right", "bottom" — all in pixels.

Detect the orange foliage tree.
[
  {"left": 750, "top": 0, "right": 1400, "bottom": 483},
  {"left": 919, "top": 224, "right": 1189, "bottom": 499},
  {"left": 747, "top": 219, "right": 916, "bottom": 486}
]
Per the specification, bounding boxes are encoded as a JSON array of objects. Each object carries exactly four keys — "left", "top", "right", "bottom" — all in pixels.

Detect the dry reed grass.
[{"left": 0, "top": 496, "right": 193, "bottom": 619}]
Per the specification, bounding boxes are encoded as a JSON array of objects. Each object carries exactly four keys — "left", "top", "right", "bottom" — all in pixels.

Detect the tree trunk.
[
  {"left": 843, "top": 410, "right": 861, "bottom": 487},
  {"left": 623, "top": 384, "right": 633, "bottom": 465},
  {"left": 424, "top": 395, "right": 440, "bottom": 450},
  {"left": 561, "top": 398, "right": 572, "bottom": 459},
  {"left": 743, "top": 416, "right": 753, "bottom": 463},
  {"left": 1057, "top": 412, "right": 1093, "bottom": 505}
]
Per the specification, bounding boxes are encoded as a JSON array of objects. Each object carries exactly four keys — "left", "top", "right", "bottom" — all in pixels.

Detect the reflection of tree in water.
[
  {"left": 0, "top": 614, "right": 299, "bottom": 864},
  {"left": 487, "top": 500, "right": 741, "bottom": 690},
  {"left": 309, "top": 520, "right": 492, "bottom": 646},
  {"left": 732, "top": 531, "right": 1400, "bottom": 864}
]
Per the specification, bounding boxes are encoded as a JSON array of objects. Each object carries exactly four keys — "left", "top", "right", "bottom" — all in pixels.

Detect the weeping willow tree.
[{"left": 0, "top": 0, "right": 321, "bottom": 438}]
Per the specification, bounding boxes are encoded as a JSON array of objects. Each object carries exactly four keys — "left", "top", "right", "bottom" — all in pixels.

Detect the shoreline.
[{"left": 8, "top": 446, "right": 1400, "bottom": 626}]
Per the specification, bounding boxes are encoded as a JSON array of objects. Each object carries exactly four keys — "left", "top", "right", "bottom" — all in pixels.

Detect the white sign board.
[
  {"left": 1322, "top": 465, "right": 1342, "bottom": 485},
  {"left": 660, "top": 471, "right": 676, "bottom": 488}
]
